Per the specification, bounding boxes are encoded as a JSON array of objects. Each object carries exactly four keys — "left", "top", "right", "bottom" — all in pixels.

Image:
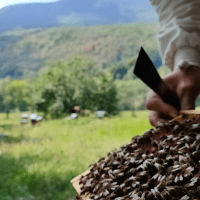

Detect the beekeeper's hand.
[{"left": 145, "top": 66, "right": 200, "bottom": 127}]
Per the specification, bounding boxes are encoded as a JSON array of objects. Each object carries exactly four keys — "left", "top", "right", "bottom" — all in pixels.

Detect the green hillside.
[{"left": 1, "top": 24, "right": 160, "bottom": 79}]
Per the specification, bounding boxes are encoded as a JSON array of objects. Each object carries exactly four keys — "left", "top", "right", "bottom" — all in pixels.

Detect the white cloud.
[
  {"left": 95, "top": 0, "right": 158, "bottom": 22},
  {"left": 57, "top": 12, "right": 106, "bottom": 26},
  {"left": 134, "top": 9, "right": 158, "bottom": 23},
  {"left": 0, "top": 0, "right": 61, "bottom": 8},
  {"left": 57, "top": 12, "right": 84, "bottom": 26}
]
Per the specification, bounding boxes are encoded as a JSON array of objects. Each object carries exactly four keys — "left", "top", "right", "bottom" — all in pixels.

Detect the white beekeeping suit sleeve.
[{"left": 150, "top": 0, "right": 200, "bottom": 71}]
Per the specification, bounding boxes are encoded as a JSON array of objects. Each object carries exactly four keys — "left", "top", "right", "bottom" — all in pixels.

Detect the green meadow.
[{"left": 0, "top": 111, "right": 152, "bottom": 200}]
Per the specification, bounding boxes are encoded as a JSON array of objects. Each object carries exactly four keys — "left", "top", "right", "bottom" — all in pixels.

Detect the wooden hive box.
[{"left": 71, "top": 110, "right": 200, "bottom": 200}]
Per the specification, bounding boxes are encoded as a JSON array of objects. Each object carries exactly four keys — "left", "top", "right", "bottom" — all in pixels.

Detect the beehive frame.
[
  {"left": 71, "top": 170, "right": 90, "bottom": 200},
  {"left": 71, "top": 110, "right": 200, "bottom": 199}
]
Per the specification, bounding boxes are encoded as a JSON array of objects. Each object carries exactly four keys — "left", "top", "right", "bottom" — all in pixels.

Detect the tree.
[
  {"left": 2, "top": 80, "right": 29, "bottom": 119},
  {"left": 108, "top": 57, "right": 137, "bottom": 80},
  {"left": 31, "top": 56, "right": 119, "bottom": 119},
  {"left": 0, "top": 78, "right": 14, "bottom": 119}
]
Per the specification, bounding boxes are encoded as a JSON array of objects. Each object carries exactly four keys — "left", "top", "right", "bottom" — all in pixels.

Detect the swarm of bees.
[{"left": 77, "top": 117, "right": 200, "bottom": 200}]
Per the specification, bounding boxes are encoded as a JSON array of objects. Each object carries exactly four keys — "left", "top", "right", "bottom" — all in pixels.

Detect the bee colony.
[{"left": 73, "top": 112, "right": 200, "bottom": 200}]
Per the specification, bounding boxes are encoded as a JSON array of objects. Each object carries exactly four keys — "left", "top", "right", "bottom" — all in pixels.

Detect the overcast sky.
[{"left": 0, "top": 0, "right": 61, "bottom": 8}]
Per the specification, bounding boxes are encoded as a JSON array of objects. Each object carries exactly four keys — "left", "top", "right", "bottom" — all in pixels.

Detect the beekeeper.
[{"left": 145, "top": 0, "right": 200, "bottom": 126}]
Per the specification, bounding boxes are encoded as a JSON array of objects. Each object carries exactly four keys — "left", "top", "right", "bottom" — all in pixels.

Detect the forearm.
[{"left": 150, "top": 0, "right": 200, "bottom": 71}]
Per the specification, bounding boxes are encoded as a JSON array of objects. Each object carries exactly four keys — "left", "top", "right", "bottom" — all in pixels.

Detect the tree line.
[
  {"left": 0, "top": 56, "right": 119, "bottom": 119},
  {"left": 1, "top": 55, "right": 199, "bottom": 119}
]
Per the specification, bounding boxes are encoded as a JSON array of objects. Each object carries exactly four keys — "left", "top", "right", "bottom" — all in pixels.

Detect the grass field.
[{"left": 0, "top": 111, "right": 153, "bottom": 200}]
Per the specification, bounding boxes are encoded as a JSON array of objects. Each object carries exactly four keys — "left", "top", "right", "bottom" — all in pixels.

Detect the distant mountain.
[{"left": 0, "top": 0, "right": 158, "bottom": 34}]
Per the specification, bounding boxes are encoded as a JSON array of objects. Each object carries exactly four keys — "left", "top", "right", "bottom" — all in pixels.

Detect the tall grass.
[{"left": 0, "top": 111, "right": 152, "bottom": 200}]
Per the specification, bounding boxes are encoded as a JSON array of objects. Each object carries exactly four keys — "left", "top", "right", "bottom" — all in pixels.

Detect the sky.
[{"left": 0, "top": 0, "right": 61, "bottom": 8}]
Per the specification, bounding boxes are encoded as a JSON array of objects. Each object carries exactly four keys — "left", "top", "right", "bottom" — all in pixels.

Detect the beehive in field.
[
  {"left": 72, "top": 111, "right": 200, "bottom": 200},
  {"left": 20, "top": 113, "right": 28, "bottom": 125}
]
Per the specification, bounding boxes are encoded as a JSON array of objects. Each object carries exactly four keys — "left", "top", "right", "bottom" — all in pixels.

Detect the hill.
[{"left": 0, "top": 24, "right": 161, "bottom": 79}]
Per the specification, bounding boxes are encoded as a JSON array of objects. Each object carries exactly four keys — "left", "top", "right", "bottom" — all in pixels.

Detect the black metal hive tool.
[{"left": 134, "top": 47, "right": 180, "bottom": 110}]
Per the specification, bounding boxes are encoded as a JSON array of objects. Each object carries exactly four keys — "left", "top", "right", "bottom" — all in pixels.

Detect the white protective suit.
[{"left": 150, "top": 0, "right": 200, "bottom": 71}]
